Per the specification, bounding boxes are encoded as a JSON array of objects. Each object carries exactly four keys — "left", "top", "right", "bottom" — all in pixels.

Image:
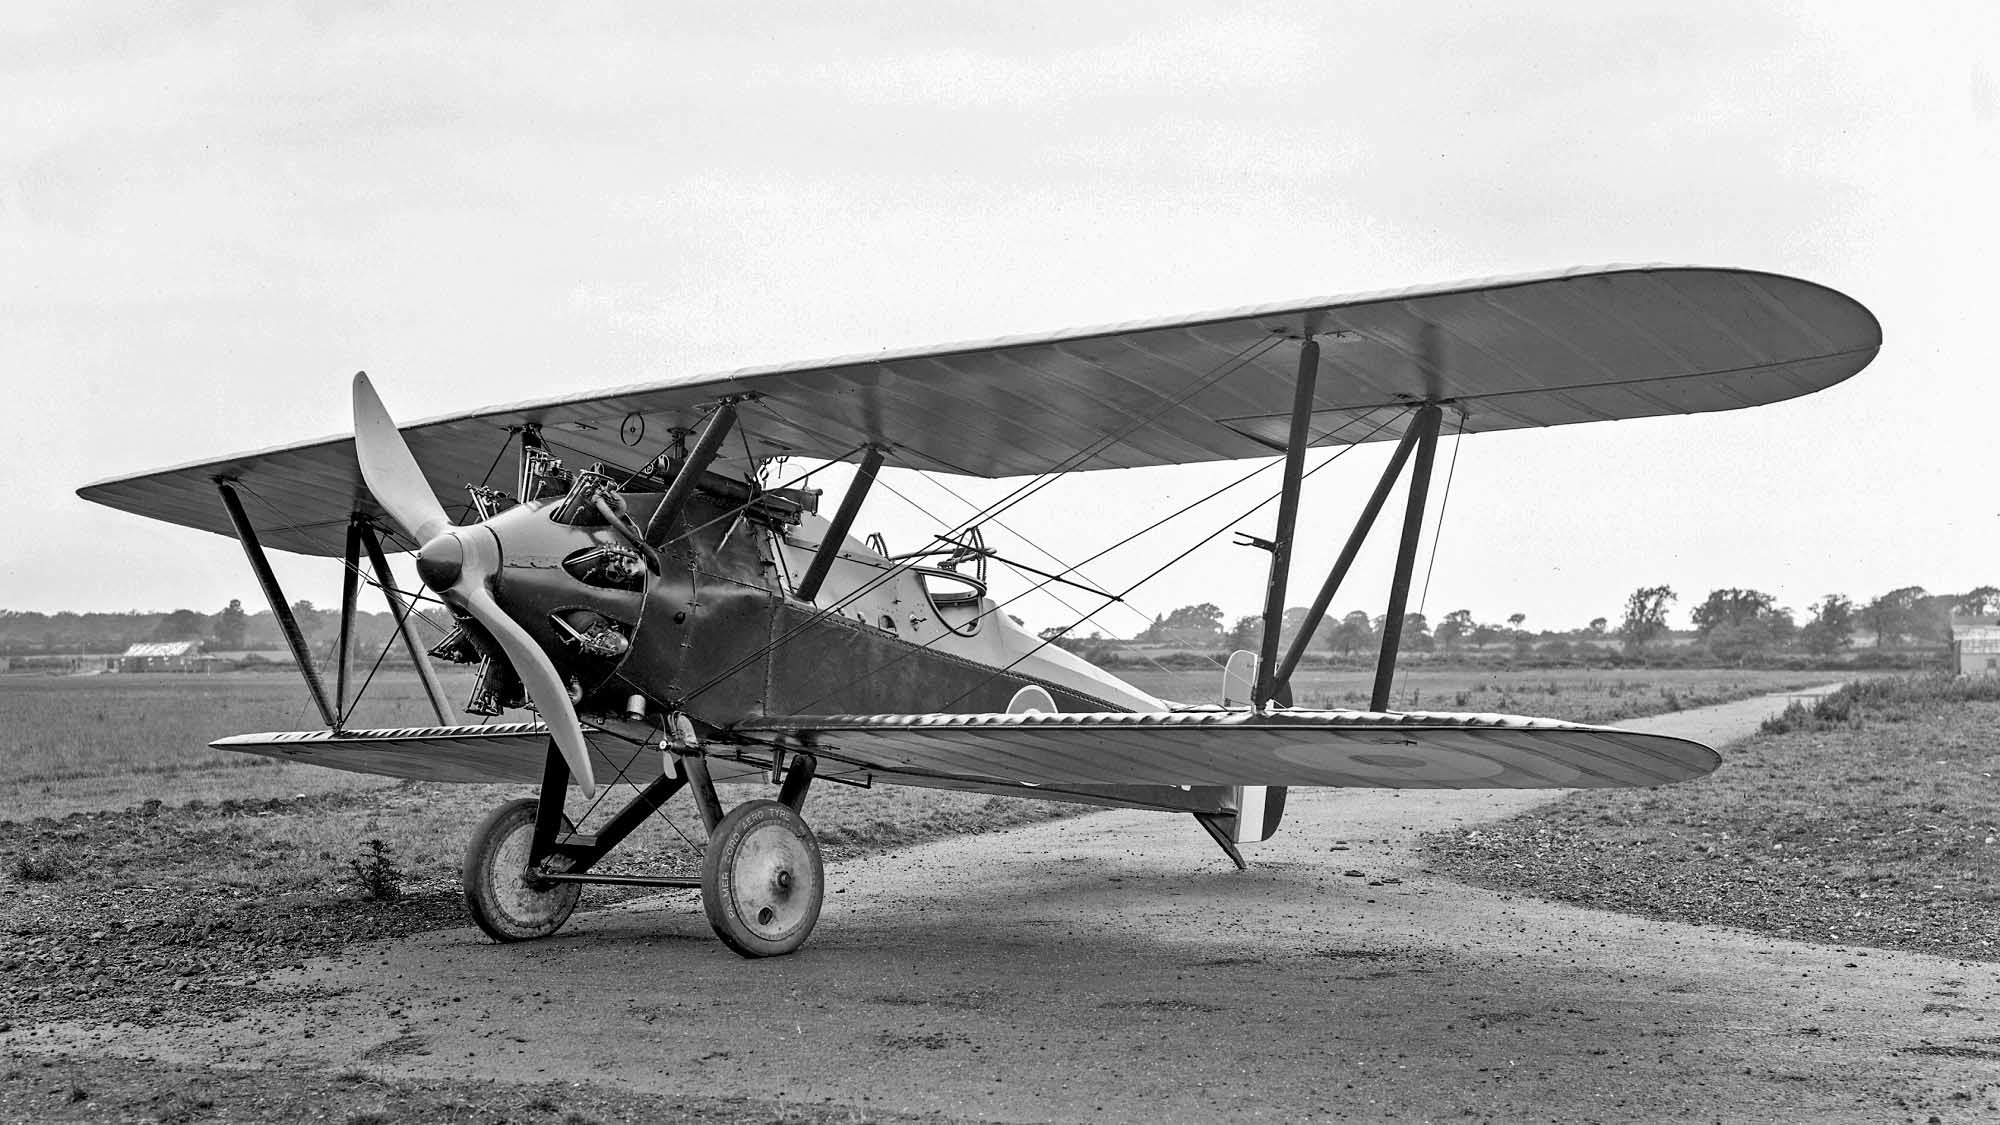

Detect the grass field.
[
  {"left": 0, "top": 671, "right": 483, "bottom": 820},
  {"left": 1115, "top": 664, "right": 1827, "bottom": 723},
  {"left": 1422, "top": 674, "right": 2000, "bottom": 962},
  {"left": 0, "top": 665, "right": 1828, "bottom": 822},
  {"left": 0, "top": 663, "right": 1828, "bottom": 903},
  {"left": 0, "top": 669, "right": 1094, "bottom": 904},
  {"left": 0, "top": 669, "right": 479, "bottom": 778}
]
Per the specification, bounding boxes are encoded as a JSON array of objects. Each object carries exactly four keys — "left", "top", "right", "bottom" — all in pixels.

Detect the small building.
[
  {"left": 117, "top": 640, "right": 204, "bottom": 672},
  {"left": 1950, "top": 614, "right": 2000, "bottom": 677}
]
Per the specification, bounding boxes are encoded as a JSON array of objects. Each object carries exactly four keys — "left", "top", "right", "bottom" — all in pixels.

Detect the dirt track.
[{"left": 10, "top": 690, "right": 1999, "bottom": 1122}]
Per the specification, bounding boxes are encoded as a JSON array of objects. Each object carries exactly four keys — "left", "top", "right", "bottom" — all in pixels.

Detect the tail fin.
[
  {"left": 1222, "top": 648, "right": 1293, "bottom": 708},
  {"left": 1201, "top": 651, "right": 1288, "bottom": 863},
  {"left": 1192, "top": 784, "right": 1288, "bottom": 869},
  {"left": 1222, "top": 650, "right": 1257, "bottom": 707},
  {"left": 1228, "top": 784, "right": 1287, "bottom": 843}
]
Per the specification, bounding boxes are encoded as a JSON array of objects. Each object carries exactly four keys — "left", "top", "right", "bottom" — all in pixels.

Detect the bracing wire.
[
  {"left": 930, "top": 409, "right": 1405, "bottom": 712},
  {"left": 908, "top": 470, "right": 1168, "bottom": 639},
  {"left": 343, "top": 333, "right": 1296, "bottom": 724},
  {"left": 894, "top": 334, "right": 1289, "bottom": 548},
  {"left": 232, "top": 482, "right": 416, "bottom": 730},
  {"left": 674, "top": 334, "right": 1293, "bottom": 705},
  {"left": 1386, "top": 407, "right": 1466, "bottom": 710},
  {"left": 785, "top": 406, "right": 1404, "bottom": 716},
  {"left": 650, "top": 443, "right": 869, "bottom": 554},
  {"left": 453, "top": 430, "right": 518, "bottom": 524},
  {"left": 329, "top": 423, "right": 858, "bottom": 728},
  {"left": 345, "top": 567, "right": 431, "bottom": 722},
  {"left": 1415, "top": 408, "right": 1467, "bottom": 620},
  {"left": 867, "top": 473, "right": 1199, "bottom": 683},
  {"left": 776, "top": 447, "right": 1321, "bottom": 714},
  {"left": 571, "top": 740, "right": 651, "bottom": 828}
]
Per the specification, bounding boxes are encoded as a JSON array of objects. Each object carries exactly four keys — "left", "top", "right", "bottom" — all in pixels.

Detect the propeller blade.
[
  {"left": 354, "top": 372, "right": 597, "bottom": 795},
  {"left": 352, "top": 372, "right": 452, "bottom": 545},
  {"left": 351, "top": 373, "right": 597, "bottom": 793},
  {"left": 458, "top": 583, "right": 599, "bottom": 797}
]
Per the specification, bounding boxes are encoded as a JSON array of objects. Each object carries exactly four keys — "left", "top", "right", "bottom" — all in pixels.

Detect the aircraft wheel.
[
  {"left": 463, "top": 798, "right": 580, "bottom": 943},
  {"left": 701, "top": 799, "right": 824, "bottom": 958}
]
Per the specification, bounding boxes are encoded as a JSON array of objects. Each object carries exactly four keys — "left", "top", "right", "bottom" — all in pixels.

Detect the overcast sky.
[{"left": 6, "top": 1, "right": 1994, "bottom": 635}]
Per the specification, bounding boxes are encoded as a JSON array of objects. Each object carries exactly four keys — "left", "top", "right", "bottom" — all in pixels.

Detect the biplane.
[{"left": 78, "top": 265, "right": 1879, "bottom": 957}]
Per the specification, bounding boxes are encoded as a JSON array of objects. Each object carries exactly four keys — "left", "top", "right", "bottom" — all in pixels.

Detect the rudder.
[{"left": 1226, "top": 784, "right": 1287, "bottom": 843}]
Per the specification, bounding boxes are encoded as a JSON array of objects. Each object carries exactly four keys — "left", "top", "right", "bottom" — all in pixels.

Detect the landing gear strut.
[{"left": 461, "top": 737, "right": 825, "bottom": 956}]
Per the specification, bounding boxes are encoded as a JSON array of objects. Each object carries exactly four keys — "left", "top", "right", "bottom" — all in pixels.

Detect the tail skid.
[{"left": 1192, "top": 783, "right": 1288, "bottom": 869}]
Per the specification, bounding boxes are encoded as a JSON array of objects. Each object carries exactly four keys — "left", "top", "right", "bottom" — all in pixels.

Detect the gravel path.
[{"left": 8, "top": 687, "right": 1997, "bottom": 1122}]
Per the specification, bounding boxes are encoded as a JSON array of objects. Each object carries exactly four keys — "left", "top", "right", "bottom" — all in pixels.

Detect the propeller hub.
[{"left": 415, "top": 532, "right": 465, "bottom": 591}]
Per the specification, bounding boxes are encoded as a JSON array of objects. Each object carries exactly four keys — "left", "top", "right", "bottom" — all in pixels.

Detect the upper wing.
[
  {"left": 728, "top": 708, "right": 1719, "bottom": 789},
  {"left": 80, "top": 265, "right": 1878, "bottom": 556}
]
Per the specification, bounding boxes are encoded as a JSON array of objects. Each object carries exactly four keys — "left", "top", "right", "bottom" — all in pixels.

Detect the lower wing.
[
  {"left": 209, "top": 721, "right": 1235, "bottom": 814},
  {"left": 727, "top": 708, "right": 1717, "bottom": 790},
  {"left": 210, "top": 707, "right": 1715, "bottom": 809}
]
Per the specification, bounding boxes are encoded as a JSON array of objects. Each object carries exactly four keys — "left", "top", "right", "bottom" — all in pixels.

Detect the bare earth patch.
[
  {"left": 0, "top": 783, "right": 1088, "bottom": 1034},
  {"left": 7, "top": 673, "right": 1996, "bottom": 1120},
  {"left": 2, "top": 1054, "right": 969, "bottom": 1124}
]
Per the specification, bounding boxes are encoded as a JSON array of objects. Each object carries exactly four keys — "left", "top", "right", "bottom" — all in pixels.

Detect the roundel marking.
[{"left": 1271, "top": 736, "right": 1585, "bottom": 786}]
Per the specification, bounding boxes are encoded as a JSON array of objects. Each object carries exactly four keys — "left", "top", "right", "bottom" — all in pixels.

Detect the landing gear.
[
  {"left": 463, "top": 798, "right": 581, "bottom": 942},
  {"left": 462, "top": 738, "right": 825, "bottom": 954},
  {"left": 701, "top": 799, "right": 825, "bottom": 958}
]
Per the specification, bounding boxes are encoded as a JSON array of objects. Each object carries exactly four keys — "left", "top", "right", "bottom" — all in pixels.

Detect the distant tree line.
[
  {"left": 0, "top": 599, "right": 445, "bottom": 661},
  {"left": 1070, "top": 581, "right": 2000, "bottom": 667},
  {"left": 1613, "top": 583, "right": 2000, "bottom": 662},
  {"left": 12, "top": 578, "right": 1996, "bottom": 668}
]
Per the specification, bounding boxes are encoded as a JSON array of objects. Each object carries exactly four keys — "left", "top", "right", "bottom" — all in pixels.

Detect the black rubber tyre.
[
  {"left": 701, "top": 799, "right": 824, "bottom": 958},
  {"left": 463, "top": 798, "right": 580, "bottom": 943}
]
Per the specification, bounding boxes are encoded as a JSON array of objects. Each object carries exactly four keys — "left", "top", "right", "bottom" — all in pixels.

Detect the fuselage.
[{"left": 468, "top": 477, "right": 1161, "bottom": 737}]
